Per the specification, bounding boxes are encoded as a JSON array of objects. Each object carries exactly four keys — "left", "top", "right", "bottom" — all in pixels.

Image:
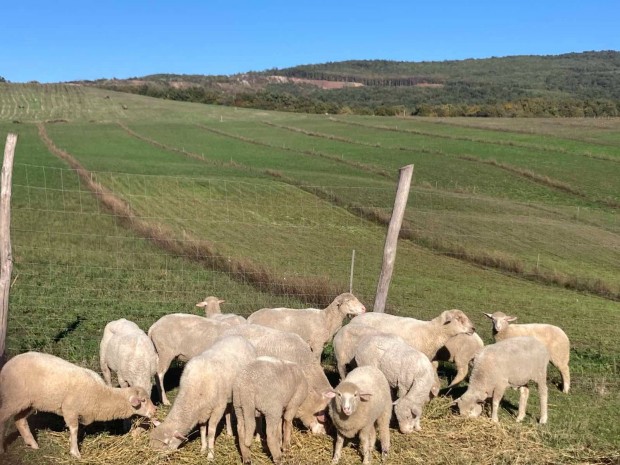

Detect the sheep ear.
[
  {"left": 173, "top": 431, "right": 188, "bottom": 442},
  {"left": 129, "top": 396, "right": 142, "bottom": 408},
  {"left": 507, "top": 316, "right": 518, "bottom": 322},
  {"left": 359, "top": 393, "right": 373, "bottom": 401},
  {"left": 218, "top": 299, "right": 226, "bottom": 304},
  {"left": 323, "top": 390, "right": 337, "bottom": 399},
  {"left": 196, "top": 301, "right": 207, "bottom": 308},
  {"left": 483, "top": 312, "right": 493, "bottom": 319}
]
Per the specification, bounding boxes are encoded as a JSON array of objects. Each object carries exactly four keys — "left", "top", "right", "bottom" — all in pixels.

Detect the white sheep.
[
  {"left": 484, "top": 311, "right": 571, "bottom": 393},
  {"left": 247, "top": 292, "right": 366, "bottom": 360},
  {"left": 433, "top": 332, "right": 484, "bottom": 387},
  {"left": 99, "top": 318, "right": 158, "bottom": 395},
  {"left": 325, "top": 366, "right": 392, "bottom": 465},
  {"left": 233, "top": 356, "right": 309, "bottom": 465},
  {"left": 148, "top": 313, "right": 233, "bottom": 405},
  {"left": 150, "top": 335, "right": 256, "bottom": 460},
  {"left": 456, "top": 336, "right": 550, "bottom": 424},
  {"left": 221, "top": 323, "right": 331, "bottom": 434},
  {"left": 348, "top": 309, "right": 475, "bottom": 360},
  {"left": 355, "top": 333, "right": 438, "bottom": 433},
  {"left": 197, "top": 296, "right": 247, "bottom": 325},
  {"left": 0, "top": 352, "right": 157, "bottom": 459}
]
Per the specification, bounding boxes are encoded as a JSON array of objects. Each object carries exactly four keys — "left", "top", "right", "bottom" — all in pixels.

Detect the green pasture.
[{"left": 1, "top": 86, "right": 619, "bottom": 462}]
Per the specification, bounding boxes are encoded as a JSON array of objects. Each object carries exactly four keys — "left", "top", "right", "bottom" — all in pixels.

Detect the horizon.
[{"left": 2, "top": 1, "right": 619, "bottom": 83}]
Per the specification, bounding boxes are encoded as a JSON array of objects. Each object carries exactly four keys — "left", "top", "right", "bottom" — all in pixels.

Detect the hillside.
[
  {"left": 79, "top": 51, "right": 620, "bottom": 116},
  {"left": 0, "top": 84, "right": 619, "bottom": 463}
]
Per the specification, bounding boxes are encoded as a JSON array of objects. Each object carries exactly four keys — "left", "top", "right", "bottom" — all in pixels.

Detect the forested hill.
[{"left": 84, "top": 51, "right": 620, "bottom": 117}]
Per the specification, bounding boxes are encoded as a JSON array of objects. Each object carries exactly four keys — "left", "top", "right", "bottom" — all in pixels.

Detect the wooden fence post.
[
  {"left": 373, "top": 164, "right": 414, "bottom": 312},
  {"left": 0, "top": 133, "right": 18, "bottom": 367}
]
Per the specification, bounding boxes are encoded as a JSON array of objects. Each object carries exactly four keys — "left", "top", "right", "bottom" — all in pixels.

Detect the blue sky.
[{"left": 2, "top": 1, "right": 619, "bottom": 83}]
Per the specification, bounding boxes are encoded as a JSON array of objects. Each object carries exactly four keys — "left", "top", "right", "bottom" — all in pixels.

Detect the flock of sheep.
[{"left": 0, "top": 292, "right": 571, "bottom": 464}]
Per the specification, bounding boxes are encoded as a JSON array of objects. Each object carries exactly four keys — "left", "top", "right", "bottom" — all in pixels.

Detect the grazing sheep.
[
  {"left": 150, "top": 335, "right": 256, "bottom": 460},
  {"left": 433, "top": 332, "right": 484, "bottom": 387},
  {"left": 247, "top": 293, "right": 366, "bottom": 360},
  {"left": 484, "top": 311, "right": 571, "bottom": 393},
  {"left": 349, "top": 309, "right": 475, "bottom": 360},
  {"left": 221, "top": 324, "right": 331, "bottom": 434},
  {"left": 148, "top": 314, "right": 233, "bottom": 405},
  {"left": 456, "top": 336, "right": 549, "bottom": 424},
  {"left": 325, "top": 366, "right": 392, "bottom": 465},
  {"left": 197, "top": 296, "right": 247, "bottom": 325},
  {"left": 0, "top": 352, "right": 156, "bottom": 459},
  {"left": 333, "top": 324, "right": 383, "bottom": 380},
  {"left": 99, "top": 318, "right": 158, "bottom": 395},
  {"left": 355, "top": 334, "right": 438, "bottom": 433},
  {"left": 233, "top": 356, "right": 309, "bottom": 465}
]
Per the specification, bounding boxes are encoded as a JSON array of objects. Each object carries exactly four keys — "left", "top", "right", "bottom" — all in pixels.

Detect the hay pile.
[{"left": 3, "top": 397, "right": 612, "bottom": 465}]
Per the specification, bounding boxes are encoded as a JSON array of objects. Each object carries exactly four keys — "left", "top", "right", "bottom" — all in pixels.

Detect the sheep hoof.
[{"left": 207, "top": 450, "right": 215, "bottom": 461}]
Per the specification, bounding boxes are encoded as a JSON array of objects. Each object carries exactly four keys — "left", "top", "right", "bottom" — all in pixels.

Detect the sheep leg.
[
  {"left": 337, "top": 360, "right": 347, "bottom": 380},
  {"left": 538, "top": 381, "right": 548, "bottom": 424},
  {"left": 558, "top": 364, "right": 571, "bottom": 394},
  {"left": 156, "top": 355, "right": 174, "bottom": 405},
  {"left": 378, "top": 408, "right": 391, "bottom": 460},
  {"left": 360, "top": 424, "right": 376, "bottom": 465},
  {"left": 225, "top": 404, "right": 234, "bottom": 435},
  {"left": 14, "top": 409, "right": 38, "bottom": 449},
  {"left": 63, "top": 413, "right": 81, "bottom": 459},
  {"left": 516, "top": 386, "right": 529, "bottom": 422},
  {"left": 100, "top": 362, "right": 113, "bottom": 387},
  {"left": 448, "top": 361, "right": 468, "bottom": 387},
  {"left": 204, "top": 403, "right": 227, "bottom": 460},
  {"left": 332, "top": 432, "right": 345, "bottom": 464},
  {"left": 199, "top": 423, "right": 207, "bottom": 452},
  {"left": 235, "top": 406, "right": 252, "bottom": 465},
  {"left": 490, "top": 387, "right": 506, "bottom": 423},
  {"left": 265, "top": 414, "right": 283, "bottom": 465}
]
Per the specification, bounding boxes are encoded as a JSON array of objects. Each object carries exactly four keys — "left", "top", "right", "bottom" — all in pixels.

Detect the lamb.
[
  {"left": 456, "top": 336, "right": 549, "bottom": 424},
  {"left": 220, "top": 324, "right": 331, "bottom": 434},
  {"left": 148, "top": 313, "right": 233, "bottom": 405},
  {"left": 99, "top": 318, "right": 158, "bottom": 395},
  {"left": 348, "top": 309, "right": 475, "bottom": 360},
  {"left": 247, "top": 292, "right": 366, "bottom": 360},
  {"left": 150, "top": 335, "right": 256, "bottom": 460},
  {"left": 233, "top": 356, "right": 309, "bottom": 465},
  {"left": 325, "top": 366, "right": 392, "bottom": 464},
  {"left": 0, "top": 352, "right": 156, "bottom": 459},
  {"left": 433, "top": 332, "right": 484, "bottom": 387},
  {"left": 197, "top": 295, "right": 247, "bottom": 325},
  {"left": 354, "top": 334, "right": 438, "bottom": 433},
  {"left": 484, "top": 311, "right": 571, "bottom": 393}
]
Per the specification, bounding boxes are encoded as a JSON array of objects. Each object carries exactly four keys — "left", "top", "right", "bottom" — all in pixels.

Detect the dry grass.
[{"left": 3, "top": 397, "right": 614, "bottom": 465}]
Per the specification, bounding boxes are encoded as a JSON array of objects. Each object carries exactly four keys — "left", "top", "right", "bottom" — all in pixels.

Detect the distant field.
[{"left": 1, "top": 84, "right": 619, "bottom": 463}]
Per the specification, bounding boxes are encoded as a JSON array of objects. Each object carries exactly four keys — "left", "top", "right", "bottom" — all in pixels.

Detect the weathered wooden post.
[
  {"left": 0, "top": 133, "right": 17, "bottom": 367},
  {"left": 373, "top": 164, "right": 414, "bottom": 312}
]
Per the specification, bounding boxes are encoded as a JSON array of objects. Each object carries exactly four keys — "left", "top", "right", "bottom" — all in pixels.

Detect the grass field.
[{"left": 0, "top": 83, "right": 619, "bottom": 464}]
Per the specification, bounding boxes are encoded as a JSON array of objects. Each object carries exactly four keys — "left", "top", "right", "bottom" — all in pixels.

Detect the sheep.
[
  {"left": 456, "top": 336, "right": 549, "bottom": 424},
  {"left": 484, "top": 311, "right": 571, "bottom": 393},
  {"left": 197, "top": 296, "right": 247, "bottom": 325},
  {"left": 220, "top": 324, "right": 331, "bottom": 434},
  {"left": 99, "top": 318, "right": 158, "bottom": 395},
  {"left": 354, "top": 334, "right": 438, "bottom": 433},
  {"left": 147, "top": 313, "right": 233, "bottom": 405},
  {"left": 333, "top": 324, "right": 383, "bottom": 380},
  {"left": 150, "top": 335, "right": 256, "bottom": 460},
  {"left": 233, "top": 356, "right": 309, "bottom": 465},
  {"left": 247, "top": 292, "right": 366, "bottom": 360},
  {"left": 325, "top": 366, "right": 392, "bottom": 465},
  {"left": 433, "top": 332, "right": 484, "bottom": 387},
  {"left": 0, "top": 351, "right": 156, "bottom": 459},
  {"left": 348, "top": 309, "right": 475, "bottom": 360}
]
